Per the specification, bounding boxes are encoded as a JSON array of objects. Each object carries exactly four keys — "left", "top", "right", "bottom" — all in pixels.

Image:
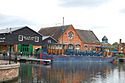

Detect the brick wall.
[{"left": 59, "top": 25, "right": 83, "bottom": 50}]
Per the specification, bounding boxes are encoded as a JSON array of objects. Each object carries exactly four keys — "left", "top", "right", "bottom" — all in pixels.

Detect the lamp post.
[
  {"left": 61, "top": 17, "right": 64, "bottom": 55},
  {"left": 9, "top": 45, "right": 11, "bottom": 64},
  {"left": 9, "top": 28, "right": 12, "bottom": 64},
  {"left": 62, "top": 17, "right": 64, "bottom": 44}
]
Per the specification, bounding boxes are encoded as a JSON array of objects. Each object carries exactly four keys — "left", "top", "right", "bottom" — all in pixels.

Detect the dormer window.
[{"left": 48, "top": 40, "right": 51, "bottom": 43}]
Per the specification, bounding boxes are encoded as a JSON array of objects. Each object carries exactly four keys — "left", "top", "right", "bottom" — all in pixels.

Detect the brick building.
[
  {"left": 76, "top": 29, "right": 101, "bottom": 50},
  {"left": 38, "top": 25, "right": 101, "bottom": 54}
]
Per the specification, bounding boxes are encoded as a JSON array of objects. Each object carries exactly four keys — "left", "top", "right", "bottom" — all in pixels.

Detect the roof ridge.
[
  {"left": 76, "top": 29, "right": 92, "bottom": 31},
  {"left": 0, "top": 26, "right": 27, "bottom": 34},
  {"left": 41, "top": 24, "right": 72, "bottom": 29}
]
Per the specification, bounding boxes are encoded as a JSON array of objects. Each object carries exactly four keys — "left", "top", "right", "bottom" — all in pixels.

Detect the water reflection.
[
  {"left": 18, "top": 62, "right": 125, "bottom": 83},
  {"left": 50, "top": 62, "right": 115, "bottom": 83}
]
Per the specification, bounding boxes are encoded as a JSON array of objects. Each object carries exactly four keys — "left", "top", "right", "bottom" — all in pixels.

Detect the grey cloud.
[
  {"left": 58, "top": 0, "right": 111, "bottom": 8},
  {"left": 0, "top": 14, "right": 35, "bottom": 28}
]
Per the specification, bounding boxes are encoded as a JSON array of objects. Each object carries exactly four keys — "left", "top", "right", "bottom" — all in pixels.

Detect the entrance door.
[
  {"left": 21, "top": 45, "right": 29, "bottom": 56},
  {"left": 18, "top": 44, "right": 33, "bottom": 56}
]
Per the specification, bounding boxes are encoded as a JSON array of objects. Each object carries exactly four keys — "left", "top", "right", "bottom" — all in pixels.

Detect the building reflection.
[
  {"left": 45, "top": 63, "right": 115, "bottom": 83},
  {"left": 20, "top": 62, "right": 116, "bottom": 83}
]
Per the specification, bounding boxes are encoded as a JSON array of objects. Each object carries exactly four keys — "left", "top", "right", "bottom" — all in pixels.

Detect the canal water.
[{"left": 14, "top": 62, "right": 125, "bottom": 83}]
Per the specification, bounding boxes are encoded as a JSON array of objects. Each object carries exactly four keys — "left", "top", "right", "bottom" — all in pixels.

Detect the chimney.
[{"left": 119, "top": 39, "right": 122, "bottom": 44}]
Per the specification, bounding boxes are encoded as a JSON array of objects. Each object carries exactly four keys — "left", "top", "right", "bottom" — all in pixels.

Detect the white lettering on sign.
[
  {"left": 0, "top": 37, "right": 5, "bottom": 42},
  {"left": 23, "top": 36, "right": 35, "bottom": 41},
  {"left": 18, "top": 35, "right": 39, "bottom": 42}
]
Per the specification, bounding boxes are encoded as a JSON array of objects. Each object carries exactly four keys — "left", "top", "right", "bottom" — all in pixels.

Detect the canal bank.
[{"left": 0, "top": 61, "right": 20, "bottom": 82}]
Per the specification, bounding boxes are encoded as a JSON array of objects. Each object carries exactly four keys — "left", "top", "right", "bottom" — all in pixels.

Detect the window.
[
  {"left": 68, "top": 31, "right": 74, "bottom": 39},
  {"left": 68, "top": 44, "right": 74, "bottom": 49},
  {"left": 35, "top": 36, "right": 39, "bottom": 42},
  {"left": 84, "top": 45, "right": 88, "bottom": 48},
  {"left": 48, "top": 40, "right": 51, "bottom": 43},
  {"left": 75, "top": 44, "right": 80, "bottom": 50},
  {"left": 18, "top": 35, "right": 23, "bottom": 41}
]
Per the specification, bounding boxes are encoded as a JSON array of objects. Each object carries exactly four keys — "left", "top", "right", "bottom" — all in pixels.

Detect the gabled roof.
[
  {"left": 0, "top": 27, "right": 23, "bottom": 34},
  {"left": 42, "top": 36, "right": 50, "bottom": 40},
  {"left": 76, "top": 29, "right": 100, "bottom": 43},
  {"left": 38, "top": 25, "right": 72, "bottom": 41},
  {"left": 42, "top": 36, "right": 57, "bottom": 42},
  {"left": 102, "top": 36, "right": 108, "bottom": 40},
  {"left": 0, "top": 26, "right": 43, "bottom": 36}
]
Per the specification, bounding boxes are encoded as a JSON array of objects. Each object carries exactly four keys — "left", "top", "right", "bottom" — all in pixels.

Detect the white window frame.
[
  {"left": 35, "top": 36, "right": 39, "bottom": 42},
  {"left": 48, "top": 40, "right": 51, "bottom": 43}
]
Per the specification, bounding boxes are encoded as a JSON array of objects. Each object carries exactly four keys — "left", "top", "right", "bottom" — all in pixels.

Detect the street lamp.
[
  {"left": 61, "top": 17, "right": 64, "bottom": 55},
  {"left": 9, "top": 28, "right": 12, "bottom": 64},
  {"left": 9, "top": 45, "right": 12, "bottom": 64}
]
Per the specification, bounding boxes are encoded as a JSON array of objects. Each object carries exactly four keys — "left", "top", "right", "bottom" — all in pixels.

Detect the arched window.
[
  {"left": 75, "top": 44, "right": 81, "bottom": 50},
  {"left": 68, "top": 44, "right": 74, "bottom": 49}
]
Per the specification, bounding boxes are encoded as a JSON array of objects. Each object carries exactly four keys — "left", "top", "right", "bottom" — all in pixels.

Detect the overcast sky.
[{"left": 0, "top": 0, "right": 125, "bottom": 44}]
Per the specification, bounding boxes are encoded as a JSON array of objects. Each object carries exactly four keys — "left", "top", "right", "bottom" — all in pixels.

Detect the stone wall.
[{"left": 0, "top": 63, "right": 20, "bottom": 82}]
